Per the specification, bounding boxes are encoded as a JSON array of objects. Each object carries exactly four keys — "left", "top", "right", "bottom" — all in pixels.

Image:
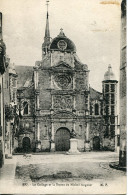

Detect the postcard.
[{"left": 0, "top": 0, "right": 126, "bottom": 194}]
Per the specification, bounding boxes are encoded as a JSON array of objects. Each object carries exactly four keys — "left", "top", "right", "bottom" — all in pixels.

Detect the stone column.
[
  {"left": 37, "top": 95, "right": 39, "bottom": 109},
  {"left": 37, "top": 122, "right": 40, "bottom": 141},
  {"left": 36, "top": 122, "right": 41, "bottom": 151},
  {"left": 50, "top": 121, "right": 55, "bottom": 151},
  {"left": 34, "top": 70, "right": 37, "bottom": 89},
  {"left": 86, "top": 123, "right": 89, "bottom": 142},
  {"left": 85, "top": 122, "right": 90, "bottom": 151},
  {"left": 51, "top": 95, "right": 54, "bottom": 110},
  {"left": 36, "top": 70, "right": 38, "bottom": 88}
]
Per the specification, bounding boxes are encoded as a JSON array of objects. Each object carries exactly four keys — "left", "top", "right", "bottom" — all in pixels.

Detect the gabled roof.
[
  {"left": 15, "top": 65, "right": 34, "bottom": 89},
  {"left": 89, "top": 87, "right": 102, "bottom": 101},
  {"left": 74, "top": 53, "right": 88, "bottom": 71}
]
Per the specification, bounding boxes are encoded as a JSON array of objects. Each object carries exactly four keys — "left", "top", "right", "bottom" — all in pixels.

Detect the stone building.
[
  {"left": 0, "top": 12, "right": 16, "bottom": 167},
  {"left": 13, "top": 7, "right": 118, "bottom": 153},
  {"left": 119, "top": 0, "right": 126, "bottom": 166}
]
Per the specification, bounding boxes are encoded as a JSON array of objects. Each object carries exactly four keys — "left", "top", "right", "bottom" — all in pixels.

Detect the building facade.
[
  {"left": 119, "top": 0, "right": 126, "bottom": 167},
  {"left": 0, "top": 12, "right": 16, "bottom": 167},
  {"left": 11, "top": 8, "right": 119, "bottom": 153}
]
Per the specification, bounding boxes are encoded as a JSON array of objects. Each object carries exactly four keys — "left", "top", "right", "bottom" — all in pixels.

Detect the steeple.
[
  {"left": 45, "top": 6, "right": 50, "bottom": 39},
  {"left": 42, "top": 0, "right": 51, "bottom": 56}
]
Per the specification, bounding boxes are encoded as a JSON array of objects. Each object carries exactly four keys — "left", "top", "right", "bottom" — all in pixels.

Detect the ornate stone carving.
[{"left": 53, "top": 95, "right": 73, "bottom": 110}]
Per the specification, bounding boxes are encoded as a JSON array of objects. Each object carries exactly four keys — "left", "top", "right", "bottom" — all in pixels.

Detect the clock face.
[{"left": 57, "top": 40, "right": 67, "bottom": 50}]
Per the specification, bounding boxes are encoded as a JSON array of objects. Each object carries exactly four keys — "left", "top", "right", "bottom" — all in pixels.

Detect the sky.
[{"left": 0, "top": 0, "right": 121, "bottom": 91}]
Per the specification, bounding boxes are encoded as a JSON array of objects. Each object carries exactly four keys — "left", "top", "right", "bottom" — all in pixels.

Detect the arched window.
[
  {"left": 23, "top": 101, "right": 29, "bottom": 115},
  {"left": 95, "top": 104, "right": 99, "bottom": 115}
]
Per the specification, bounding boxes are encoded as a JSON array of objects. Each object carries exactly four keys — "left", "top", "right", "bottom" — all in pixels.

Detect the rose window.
[{"left": 55, "top": 75, "right": 71, "bottom": 88}]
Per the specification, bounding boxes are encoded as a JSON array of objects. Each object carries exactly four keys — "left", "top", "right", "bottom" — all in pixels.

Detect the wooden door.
[
  {"left": 55, "top": 128, "right": 70, "bottom": 151},
  {"left": 93, "top": 136, "right": 100, "bottom": 151},
  {"left": 22, "top": 137, "right": 31, "bottom": 153}
]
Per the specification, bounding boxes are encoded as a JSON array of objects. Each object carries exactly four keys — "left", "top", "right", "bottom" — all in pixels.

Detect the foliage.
[{"left": 5, "top": 104, "right": 14, "bottom": 121}]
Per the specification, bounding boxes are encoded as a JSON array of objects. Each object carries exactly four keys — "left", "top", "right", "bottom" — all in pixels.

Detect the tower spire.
[
  {"left": 42, "top": 0, "right": 51, "bottom": 56},
  {"left": 45, "top": 0, "right": 50, "bottom": 39}
]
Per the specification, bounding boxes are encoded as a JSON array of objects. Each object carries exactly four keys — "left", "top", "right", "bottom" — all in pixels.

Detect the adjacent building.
[
  {"left": 0, "top": 13, "right": 16, "bottom": 167},
  {"left": 119, "top": 0, "right": 126, "bottom": 167}
]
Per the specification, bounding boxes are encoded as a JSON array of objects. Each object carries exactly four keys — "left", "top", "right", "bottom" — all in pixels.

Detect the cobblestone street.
[{"left": 0, "top": 151, "right": 126, "bottom": 194}]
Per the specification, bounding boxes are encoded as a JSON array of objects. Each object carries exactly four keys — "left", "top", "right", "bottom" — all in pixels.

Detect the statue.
[{"left": 70, "top": 129, "right": 76, "bottom": 138}]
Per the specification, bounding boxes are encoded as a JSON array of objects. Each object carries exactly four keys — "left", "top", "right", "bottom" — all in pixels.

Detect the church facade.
[{"left": 12, "top": 8, "right": 118, "bottom": 153}]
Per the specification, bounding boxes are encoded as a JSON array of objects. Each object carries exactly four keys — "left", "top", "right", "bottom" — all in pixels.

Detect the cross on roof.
[{"left": 46, "top": 0, "right": 49, "bottom": 12}]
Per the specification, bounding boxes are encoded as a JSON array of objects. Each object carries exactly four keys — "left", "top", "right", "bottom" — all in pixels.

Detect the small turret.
[
  {"left": 102, "top": 65, "right": 118, "bottom": 139},
  {"left": 103, "top": 65, "right": 116, "bottom": 81}
]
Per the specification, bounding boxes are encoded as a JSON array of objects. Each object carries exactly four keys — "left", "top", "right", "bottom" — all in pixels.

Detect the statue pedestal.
[
  {"left": 50, "top": 142, "right": 55, "bottom": 152},
  {"left": 85, "top": 142, "right": 91, "bottom": 152},
  {"left": 67, "top": 139, "right": 80, "bottom": 155}
]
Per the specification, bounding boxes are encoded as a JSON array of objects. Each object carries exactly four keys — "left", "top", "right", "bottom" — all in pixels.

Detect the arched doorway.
[
  {"left": 93, "top": 136, "right": 100, "bottom": 151},
  {"left": 22, "top": 137, "right": 31, "bottom": 153},
  {"left": 55, "top": 128, "right": 70, "bottom": 151}
]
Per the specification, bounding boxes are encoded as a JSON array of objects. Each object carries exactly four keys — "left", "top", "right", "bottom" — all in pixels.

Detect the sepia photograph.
[{"left": 0, "top": 0, "right": 126, "bottom": 194}]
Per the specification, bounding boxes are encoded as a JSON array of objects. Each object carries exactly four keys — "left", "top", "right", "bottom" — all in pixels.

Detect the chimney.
[{"left": 0, "top": 12, "right": 2, "bottom": 40}]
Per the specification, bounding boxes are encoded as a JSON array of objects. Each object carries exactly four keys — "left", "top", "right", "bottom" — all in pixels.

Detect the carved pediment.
[
  {"left": 53, "top": 61, "right": 72, "bottom": 70},
  {"left": 52, "top": 111, "right": 76, "bottom": 119}
]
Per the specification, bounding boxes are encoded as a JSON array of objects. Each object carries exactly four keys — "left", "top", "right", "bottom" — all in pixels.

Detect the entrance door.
[
  {"left": 55, "top": 128, "right": 70, "bottom": 151},
  {"left": 22, "top": 137, "right": 31, "bottom": 153},
  {"left": 93, "top": 136, "right": 100, "bottom": 151}
]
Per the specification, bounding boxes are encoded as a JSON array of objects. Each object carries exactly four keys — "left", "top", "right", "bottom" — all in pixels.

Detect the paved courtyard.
[{"left": 0, "top": 152, "right": 126, "bottom": 194}]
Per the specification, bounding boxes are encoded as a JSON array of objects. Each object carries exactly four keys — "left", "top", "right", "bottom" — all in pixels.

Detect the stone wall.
[
  {"left": 38, "top": 70, "right": 51, "bottom": 109},
  {"left": 119, "top": 0, "right": 126, "bottom": 166},
  {"left": 18, "top": 132, "right": 35, "bottom": 149}
]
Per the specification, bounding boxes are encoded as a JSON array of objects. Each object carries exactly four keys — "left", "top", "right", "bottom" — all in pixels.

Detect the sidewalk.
[{"left": 0, "top": 156, "right": 17, "bottom": 186}]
